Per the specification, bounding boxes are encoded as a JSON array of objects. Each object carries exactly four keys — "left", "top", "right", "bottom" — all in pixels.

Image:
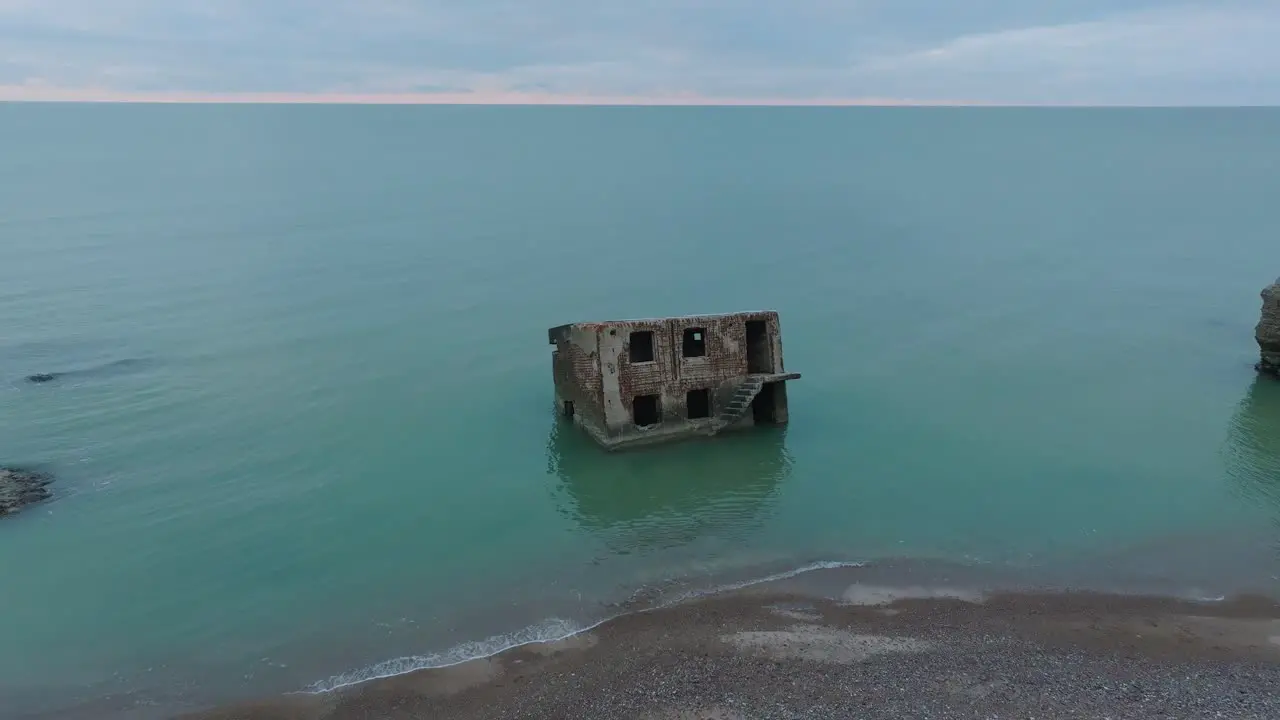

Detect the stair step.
[
  {"left": 718, "top": 379, "right": 767, "bottom": 422},
  {"left": 706, "top": 378, "right": 775, "bottom": 433}
]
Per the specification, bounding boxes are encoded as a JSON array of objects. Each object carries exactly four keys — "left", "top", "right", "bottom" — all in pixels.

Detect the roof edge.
[{"left": 549, "top": 310, "right": 779, "bottom": 332}]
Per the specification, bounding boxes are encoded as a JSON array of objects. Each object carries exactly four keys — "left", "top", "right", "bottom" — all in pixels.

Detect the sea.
[{"left": 1, "top": 104, "right": 1279, "bottom": 719}]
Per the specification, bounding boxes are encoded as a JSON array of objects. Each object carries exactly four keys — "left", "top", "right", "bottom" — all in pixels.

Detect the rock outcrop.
[
  {"left": 24, "top": 359, "right": 150, "bottom": 385},
  {"left": 1258, "top": 279, "right": 1280, "bottom": 377},
  {"left": 0, "top": 468, "right": 53, "bottom": 517}
]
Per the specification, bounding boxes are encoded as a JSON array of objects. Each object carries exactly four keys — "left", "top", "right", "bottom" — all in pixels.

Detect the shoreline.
[
  {"left": 12, "top": 550, "right": 1280, "bottom": 719},
  {"left": 296, "top": 544, "right": 1280, "bottom": 696},
  {"left": 185, "top": 566, "right": 1280, "bottom": 720}
]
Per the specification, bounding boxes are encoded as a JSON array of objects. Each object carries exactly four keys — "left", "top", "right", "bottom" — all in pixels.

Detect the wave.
[
  {"left": 659, "top": 559, "right": 867, "bottom": 604},
  {"left": 300, "top": 559, "right": 868, "bottom": 694},
  {"left": 296, "top": 551, "right": 1264, "bottom": 697},
  {"left": 302, "top": 616, "right": 598, "bottom": 694}
]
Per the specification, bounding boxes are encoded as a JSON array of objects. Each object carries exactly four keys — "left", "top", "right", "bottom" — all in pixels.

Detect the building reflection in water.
[
  {"left": 1224, "top": 378, "right": 1280, "bottom": 517},
  {"left": 546, "top": 418, "right": 793, "bottom": 552}
]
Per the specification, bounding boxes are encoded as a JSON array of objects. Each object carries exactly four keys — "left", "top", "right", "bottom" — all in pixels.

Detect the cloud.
[
  {"left": 0, "top": 0, "right": 1276, "bottom": 104},
  {"left": 850, "top": 3, "right": 1280, "bottom": 105}
]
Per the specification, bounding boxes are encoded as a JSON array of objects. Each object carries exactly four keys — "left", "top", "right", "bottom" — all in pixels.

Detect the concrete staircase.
[{"left": 711, "top": 375, "right": 767, "bottom": 433}]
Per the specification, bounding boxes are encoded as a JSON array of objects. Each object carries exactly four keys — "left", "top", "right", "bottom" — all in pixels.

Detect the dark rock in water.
[
  {"left": 0, "top": 468, "right": 53, "bottom": 517},
  {"left": 24, "top": 360, "right": 150, "bottom": 385},
  {"left": 1258, "top": 281, "right": 1280, "bottom": 378}
]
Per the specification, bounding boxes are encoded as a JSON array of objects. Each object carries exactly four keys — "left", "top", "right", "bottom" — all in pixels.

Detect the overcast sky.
[{"left": 1, "top": 0, "right": 1278, "bottom": 104}]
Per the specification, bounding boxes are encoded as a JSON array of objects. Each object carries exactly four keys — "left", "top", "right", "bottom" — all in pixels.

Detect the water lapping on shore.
[
  {"left": 297, "top": 537, "right": 1280, "bottom": 702},
  {"left": 304, "top": 617, "right": 594, "bottom": 693},
  {"left": 302, "top": 559, "right": 872, "bottom": 694},
  {"left": 7, "top": 533, "right": 1280, "bottom": 720}
]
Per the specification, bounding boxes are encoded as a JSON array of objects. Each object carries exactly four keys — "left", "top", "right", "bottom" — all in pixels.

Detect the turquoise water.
[{"left": 2, "top": 105, "right": 1279, "bottom": 717}]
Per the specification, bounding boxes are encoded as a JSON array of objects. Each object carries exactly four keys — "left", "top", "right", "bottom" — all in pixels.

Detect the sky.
[{"left": 0, "top": 0, "right": 1278, "bottom": 104}]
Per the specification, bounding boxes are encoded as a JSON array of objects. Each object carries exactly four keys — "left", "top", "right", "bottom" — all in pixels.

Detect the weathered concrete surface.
[
  {"left": 0, "top": 468, "right": 53, "bottom": 517},
  {"left": 548, "top": 311, "right": 797, "bottom": 450},
  {"left": 1258, "top": 279, "right": 1280, "bottom": 377}
]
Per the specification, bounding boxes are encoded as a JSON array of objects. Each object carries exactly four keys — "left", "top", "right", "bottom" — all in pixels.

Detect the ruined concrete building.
[{"left": 548, "top": 311, "right": 800, "bottom": 450}]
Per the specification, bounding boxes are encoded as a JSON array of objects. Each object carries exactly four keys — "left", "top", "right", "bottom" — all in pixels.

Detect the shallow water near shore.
[
  {"left": 191, "top": 569, "right": 1280, "bottom": 720},
  {"left": 2, "top": 105, "right": 1280, "bottom": 718}
]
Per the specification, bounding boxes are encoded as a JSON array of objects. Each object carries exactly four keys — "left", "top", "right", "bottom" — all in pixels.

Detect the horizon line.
[
  {"left": 0, "top": 87, "right": 985, "bottom": 106},
  {"left": 0, "top": 87, "right": 1275, "bottom": 107}
]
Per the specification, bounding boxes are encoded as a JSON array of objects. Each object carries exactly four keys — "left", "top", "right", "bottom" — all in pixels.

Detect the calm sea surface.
[{"left": 2, "top": 105, "right": 1279, "bottom": 718}]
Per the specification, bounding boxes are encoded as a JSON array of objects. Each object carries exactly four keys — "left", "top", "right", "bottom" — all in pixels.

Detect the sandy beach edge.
[{"left": 183, "top": 573, "right": 1280, "bottom": 720}]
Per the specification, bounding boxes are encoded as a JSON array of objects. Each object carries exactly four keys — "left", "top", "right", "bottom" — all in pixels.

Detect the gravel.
[{"left": 189, "top": 589, "right": 1280, "bottom": 720}]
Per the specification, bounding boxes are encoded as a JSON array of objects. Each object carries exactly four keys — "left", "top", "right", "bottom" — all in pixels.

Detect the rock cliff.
[{"left": 1259, "top": 279, "right": 1280, "bottom": 377}]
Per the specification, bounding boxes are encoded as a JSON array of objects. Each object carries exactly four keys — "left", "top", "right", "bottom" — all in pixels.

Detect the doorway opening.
[
  {"left": 633, "top": 394, "right": 660, "bottom": 427},
  {"left": 751, "top": 383, "right": 777, "bottom": 424},
  {"left": 562, "top": 400, "right": 574, "bottom": 418},
  {"left": 686, "top": 388, "right": 711, "bottom": 419}
]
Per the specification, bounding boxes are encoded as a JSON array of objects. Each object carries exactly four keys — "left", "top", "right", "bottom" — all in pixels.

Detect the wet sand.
[{"left": 187, "top": 583, "right": 1280, "bottom": 720}]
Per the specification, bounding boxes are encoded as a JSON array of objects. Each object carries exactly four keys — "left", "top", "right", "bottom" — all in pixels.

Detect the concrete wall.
[
  {"left": 550, "top": 325, "right": 608, "bottom": 443},
  {"left": 604, "top": 312, "right": 784, "bottom": 440},
  {"left": 552, "top": 311, "right": 790, "bottom": 449}
]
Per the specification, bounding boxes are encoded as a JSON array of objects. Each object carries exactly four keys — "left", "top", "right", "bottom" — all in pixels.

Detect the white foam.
[
  {"left": 662, "top": 560, "right": 868, "bottom": 605},
  {"left": 301, "top": 617, "right": 599, "bottom": 693},
  {"left": 300, "top": 559, "right": 867, "bottom": 695}
]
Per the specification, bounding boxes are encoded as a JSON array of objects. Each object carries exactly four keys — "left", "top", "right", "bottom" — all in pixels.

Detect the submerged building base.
[{"left": 558, "top": 372, "right": 800, "bottom": 452}]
